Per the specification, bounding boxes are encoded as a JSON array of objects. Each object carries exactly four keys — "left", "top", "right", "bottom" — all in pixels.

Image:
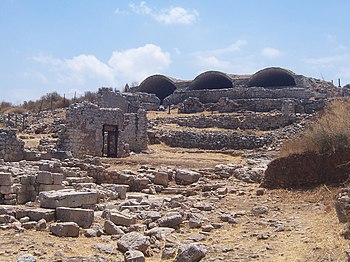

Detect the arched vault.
[
  {"left": 138, "top": 75, "right": 177, "bottom": 101},
  {"left": 189, "top": 71, "right": 233, "bottom": 90},
  {"left": 248, "top": 67, "right": 296, "bottom": 88}
]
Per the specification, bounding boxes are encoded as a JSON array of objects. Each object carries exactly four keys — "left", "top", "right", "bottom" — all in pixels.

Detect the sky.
[{"left": 1, "top": 0, "right": 350, "bottom": 104}]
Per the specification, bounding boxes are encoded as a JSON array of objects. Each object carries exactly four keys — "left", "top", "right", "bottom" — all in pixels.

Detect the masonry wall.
[
  {"left": 0, "top": 128, "right": 24, "bottom": 162},
  {"left": 58, "top": 102, "right": 148, "bottom": 158},
  {"left": 163, "top": 87, "right": 313, "bottom": 106}
]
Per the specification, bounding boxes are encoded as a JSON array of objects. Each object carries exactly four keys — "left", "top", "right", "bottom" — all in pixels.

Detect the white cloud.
[
  {"left": 32, "top": 44, "right": 171, "bottom": 90},
  {"left": 194, "top": 55, "right": 232, "bottom": 71},
  {"left": 129, "top": 1, "right": 151, "bottom": 15},
  {"left": 154, "top": 7, "right": 198, "bottom": 25},
  {"left": 212, "top": 40, "right": 247, "bottom": 55},
  {"left": 108, "top": 44, "right": 171, "bottom": 82},
  {"left": 129, "top": 1, "right": 198, "bottom": 25},
  {"left": 261, "top": 47, "right": 282, "bottom": 58}
]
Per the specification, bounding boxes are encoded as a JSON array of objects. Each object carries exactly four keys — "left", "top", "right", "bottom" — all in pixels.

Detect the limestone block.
[
  {"left": 16, "top": 208, "right": 55, "bottom": 222},
  {"left": 50, "top": 222, "right": 80, "bottom": 237},
  {"left": 38, "top": 184, "right": 64, "bottom": 192},
  {"left": 0, "top": 185, "right": 15, "bottom": 194},
  {"left": 153, "top": 171, "right": 169, "bottom": 187},
  {"left": 36, "top": 171, "right": 53, "bottom": 184},
  {"left": 110, "top": 212, "right": 137, "bottom": 227},
  {"left": 0, "top": 173, "right": 13, "bottom": 186},
  {"left": 56, "top": 207, "right": 94, "bottom": 228},
  {"left": 124, "top": 250, "right": 145, "bottom": 262},
  {"left": 175, "top": 169, "right": 201, "bottom": 185},
  {"left": 104, "top": 220, "right": 125, "bottom": 235},
  {"left": 52, "top": 173, "right": 64, "bottom": 185},
  {"left": 117, "top": 232, "right": 150, "bottom": 253},
  {"left": 39, "top": 190, "right": 98, "bottom": 209}
]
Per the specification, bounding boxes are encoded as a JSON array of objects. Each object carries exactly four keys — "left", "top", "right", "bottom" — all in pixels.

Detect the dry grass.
[{"left": 280, "top": 99, "right": 350, "bottom": 157}]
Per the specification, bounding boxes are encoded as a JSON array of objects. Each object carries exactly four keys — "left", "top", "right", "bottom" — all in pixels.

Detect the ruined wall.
[
  {"left": 0, "top": 128, "right": 24, "bottom": 162},
  {"left": 96, "top": 88, "right": 129, "bottom": 112},
  {"left": 58, "top": 102, "right": 148, "bottom": 158},
  {"left": 151, "top": 112, "right": 297, "bottom": 131},
  {"left": 96, "top": 87, "right": 160, "bottom": 112},
  {"left": 163, "top": 87, "right": 313, "bottom": 106},
  {"left": 159, "top": 129, "right": 272, "bottom": 150}
]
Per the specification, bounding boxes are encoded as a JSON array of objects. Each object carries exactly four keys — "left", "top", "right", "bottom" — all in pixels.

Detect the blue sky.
[{"left": 1, "top": 0, "right": 350, "bottom": 103}]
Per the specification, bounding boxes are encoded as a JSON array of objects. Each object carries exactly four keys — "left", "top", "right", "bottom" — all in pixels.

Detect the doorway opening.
[{"left": 102, "top": 125, "right": 118, "bottom": 157}]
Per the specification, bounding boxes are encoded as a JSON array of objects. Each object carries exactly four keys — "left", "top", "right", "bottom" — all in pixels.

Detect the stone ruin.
[
  {"left": 58, "top": 102, "right": 148, "bottom": 158},
  {"left": 0, "top": 128, "right": 24, "bottom": 162},
  {"left": 132, "top": 67, "right": 338, "bottom": 114}
]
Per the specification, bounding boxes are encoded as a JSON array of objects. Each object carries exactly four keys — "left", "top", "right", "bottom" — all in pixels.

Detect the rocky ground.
[{"left": 0, "top": 109, "right": 349, "bottom": 262}]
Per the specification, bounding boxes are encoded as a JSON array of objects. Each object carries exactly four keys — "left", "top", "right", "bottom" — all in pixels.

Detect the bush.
[{"left": 280, "top": 99, "right": 350, "bottom": 156}]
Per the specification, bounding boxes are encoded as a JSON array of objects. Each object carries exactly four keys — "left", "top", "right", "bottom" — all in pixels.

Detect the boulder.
[
  {"left": 56, "top": 207, "right": 94, "bottom": 228},
  {"left": 50, "top": 222, "right": 80, "bottom": 237},
  {"left": 157, "top": 212, "right": 183, "bottom": 228},
  {"left": 124, "top": 250, "right": 145, "bottom": 262},
  {"left": 104, "top": 220, "right": 125, "bottom": 235},
  {"left": 117, "top": 232, "right": 150, "bottom": 253},
  {"left": 175, "top": 169, "right": 201, "bottom": 185},
  {"left": 173, "top": 243, "right": 207, "bottom": 262},
  {"left": 110, "top": 212, "right": 137, "bottom": 227},
  {"left": 39, "top": 190, "right": 97, "bottom": 208}
]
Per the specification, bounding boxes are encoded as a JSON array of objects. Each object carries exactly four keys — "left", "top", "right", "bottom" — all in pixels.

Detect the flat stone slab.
[
  {"left": 16, "top": 207, "right": 56, "bottom": 222},
  {"left": 56, "top": 207, "right": 94, "bottom": 228},
  {"left": 50, "top": 222, "right": 80, "bottom": 237},
  {"left": 39, "top": 190, "right": 97, "bottom": 209}
]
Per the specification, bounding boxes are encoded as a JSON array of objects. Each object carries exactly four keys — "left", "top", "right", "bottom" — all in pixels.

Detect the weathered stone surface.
[
  {"left": 110, "top": 212, "right": 137, "bottom": 227},
  {"left": 124, "top": 250, "right": 145, "bottom": 262},
  {"left": 157, "top": 212, "right": 183, "bottom": 228},
  {"left": 117, "top": 232, "right": 150, "bottom": 253},
  {"left": 173, "top": 243, "right": 207, "bottom": 262},
  {"left": 0, "top": 128, "right": 24, "bottom": 162},
  {"left": 0, "top": 214, "right": 16, "bottom": 223},
  {"left": 16, "top": 208, "right": 55, "bottom": 222},
  {"left": 153, "top": 171, "right": 169, "bottom": 187},
  {"left": 39, "top": 190, "right": 97, "bottom": 208},
  {"left": 36, "top": 218, "right": 47, "bottom": 231},
  {"left": 0, "top": 172, "right": 13, "bottom": 185},
  {"left": 104, "top": 220, "right": 125, "bottom": 235},
  {"left": 56, "top": 207, "right": 94, "bottom": 228},
  {"left": 335, "top": 193, "right": 350, "bottom": 223},
  {"left": 175, "top": 169, "right": 201, "bottom": 185},
  {"left": 16, "top": 254, "right": 36, "bottom": 262},
  {"left": 50, "top": 222, "right": 80, "bottom": 237},
  {"left": 36, "top": 171, "right": 54, "bottom": 184}
]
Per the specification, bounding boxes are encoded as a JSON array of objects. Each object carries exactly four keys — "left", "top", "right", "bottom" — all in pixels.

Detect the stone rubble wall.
[
  {"left": 151, "top": 112, "right": 297, "bottom": 131},
  {"left": 96, "top": 87, "right": 160, "bottom": 112},
  {"left": 163, "top": 87, "right": 314, "bottom": 106},
  {"left": 58, "top": 102, "right": 148, "bottom": 158},
  {"left": 0, "top": 128, "right": 24, "bottom": 162},
  {"left": 159, "top": 129, "right": 272, "bottom": 150}
]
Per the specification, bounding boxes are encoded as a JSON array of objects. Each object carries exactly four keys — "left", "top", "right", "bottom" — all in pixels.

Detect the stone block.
[
  {"left": 104, "top": 220, "right": 125, "bottom": 235},
  {"left": 39, "top": 190, "right": 98, "bottom": 209},
  {"left": 0, "top": 185, "right": 15, "bottom": 194},
  {"left": 117, "top": 232, "right": 150, "bottom": 253},
  {"left": 124, "top": 250, "right": 145, "bottom": 262},
  {"left": 154, "top": 171, "right": 169, "bottom": 187},
  {"left": 38, "top": 184, "right": 64, "bottom": 192},
  {"left": 36, "top": 171, "right": 53, "bottom": 184},
  {"left": 175, "top": 169, "right": 201, "bottom": 185},
  {"left": 15, "top": 208, "right": 55, "bottom": 222},
  {"left": 56, "top": 207, "right": 94, "bottom": 228},
  {"left": 0, "top": 173, "right": 13, "bottom": 186},
  {"left": 50, "top": 222, "right": 80, "bottom": 237},
  {"left": 52, "top": 173, "right": 64, "bottom": 185},
  {"left": 110, "top": 212, "right": 137, "bottom": 227}
]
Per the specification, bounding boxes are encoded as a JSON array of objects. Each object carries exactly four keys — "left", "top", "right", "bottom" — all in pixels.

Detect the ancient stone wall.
[
  {"left": 151, "top": 113, "right": 297, "bottom": 131},
  {"left": 58, "top": 102, "right": 148, "bottom": 158},
  {"left": 0, "top": 128, "right": 24, "bottom": 162},
  {"left": 163, "top": 87, "right": 313, "bottom": 106},
  {"left": 96, "top": 87, "right": 160, "bottom": 112},
  {"left": 159, "top": 130, "right": 272, "bottom": 150}
]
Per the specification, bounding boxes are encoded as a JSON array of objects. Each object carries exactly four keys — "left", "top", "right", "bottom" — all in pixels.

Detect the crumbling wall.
[
  {"left": 0, "top": 128, "right": 24, "bottom": 162},
  {"left": 151, "top": 112, "right": 297, "bottom": 131},
  {"left": 159, "top": 130, "right": 272, "bottom": 150},
  {"left": 58, "top": 102, "right": 148, "bottom": 158},
  {"left": 96, "top": 87, "right": 129, "bottom": 112}
]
